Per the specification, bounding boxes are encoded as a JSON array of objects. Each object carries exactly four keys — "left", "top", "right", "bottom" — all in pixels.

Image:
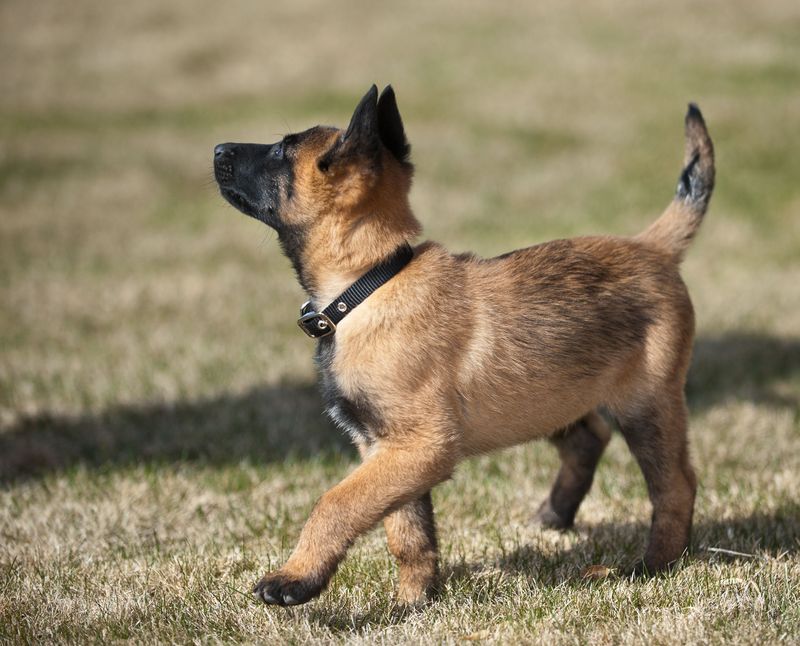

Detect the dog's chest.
[{"left": 316, "top": 339, "right": 382, "bottom": 444}]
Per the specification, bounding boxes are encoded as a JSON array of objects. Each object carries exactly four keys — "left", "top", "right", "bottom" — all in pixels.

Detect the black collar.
[{"left": 297, "top": 244, "right": 415, "bottom": 339}]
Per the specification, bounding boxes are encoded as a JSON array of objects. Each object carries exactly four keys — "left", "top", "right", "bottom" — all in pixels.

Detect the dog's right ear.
[
  {"left": 318, "top": 85, "right": 381, "bottom": 173},
  {"left": 377, "top": 85, "right": 411, "bottom": 164}
]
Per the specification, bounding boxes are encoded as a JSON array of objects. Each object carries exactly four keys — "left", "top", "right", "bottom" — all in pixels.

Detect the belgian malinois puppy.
[{"left": 214, "top": 85, "right": 714, "bottom": 606}]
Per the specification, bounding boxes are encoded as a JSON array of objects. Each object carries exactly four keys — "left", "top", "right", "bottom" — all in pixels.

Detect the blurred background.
[
  {"left": 1, "top": 0, "right": 798, "bottom": 640},
  {"left": 2, "top": 0, "right": 797, "bottom": 448}
]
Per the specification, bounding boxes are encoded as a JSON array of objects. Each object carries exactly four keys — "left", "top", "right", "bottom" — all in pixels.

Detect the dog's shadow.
[
  {"left": 487, "top": 504, "right": 799, "bottom": 584},
  {"left": 2, "top": 331, "right": 798, "bottom": 483},
  {"left": 305, "top": 503, "right": 798, "bottom": 632},
  {"left": 687, "top": 331, "right": 799, "bottom": 410},
  {"left": 0, "top": 381, "right": 353, "bottom": 483}
]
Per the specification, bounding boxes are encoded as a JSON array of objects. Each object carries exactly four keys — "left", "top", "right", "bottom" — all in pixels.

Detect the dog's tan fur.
[{"left": 214, "top": 86, "right": 715, "bottom": 606}]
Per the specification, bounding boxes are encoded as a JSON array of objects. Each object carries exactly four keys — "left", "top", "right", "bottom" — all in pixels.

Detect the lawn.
[{"left": 1, "top": 0, "right": 799, "bottom": 643}]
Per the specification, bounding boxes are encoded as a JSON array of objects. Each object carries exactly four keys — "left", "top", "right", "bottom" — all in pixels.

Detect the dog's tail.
[{"left": 637, "top": 104, "right": 715, "bottom": 263}]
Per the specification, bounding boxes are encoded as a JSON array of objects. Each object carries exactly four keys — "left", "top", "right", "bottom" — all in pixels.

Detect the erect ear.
[
  {"left": 377, "top": 85, "right": 410, "bottom": 164},
  {"left": 317, "top": 85, "right": 380, "bottom": 172},
  {"left": 344, "top": 84, "right": 379, "bottom": 146}
]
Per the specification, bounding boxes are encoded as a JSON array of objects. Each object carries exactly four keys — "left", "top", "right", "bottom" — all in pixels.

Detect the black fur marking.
[
  {"left": 278, "top": 223, "right": 309, "bottom": 291},
  {"left": 215, "top": 130, "right": 339, "bottom": 291},
  {"left": 329, "top": 394, "right": 383, "bottom": 441},
  {"left": 676, "top": 104, "right": 714, "bottom": 211},
  {"left": 316, "top": 339, "right": 383, "bottom": 442},
  {"left": 686, "top": 102, "right": 703, "bottom": 122},
  {"left": 675, "top": 150, "right": 708, "bottom": 207},
  {"left": 213, "top": 140, "right": 295, "bottom": 229},
  {"left": 675, "top": 155, "right": 711, "bottom": 212}
]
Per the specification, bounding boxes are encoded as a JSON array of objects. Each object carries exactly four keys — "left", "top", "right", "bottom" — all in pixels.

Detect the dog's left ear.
[
  {"left": 342, "top": 84, "right": 381, "bottom": 159},
  {"left": 318, "top": 85, "right": 381, "bottom": 172}
]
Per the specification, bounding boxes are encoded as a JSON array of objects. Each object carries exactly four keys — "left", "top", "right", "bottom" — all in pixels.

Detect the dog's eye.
[{"left": 273, "top": 143, "right": 284, "bottom": 160}]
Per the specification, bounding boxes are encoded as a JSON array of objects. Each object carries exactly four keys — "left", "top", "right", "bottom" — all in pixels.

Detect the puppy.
[{"left": 214, "top": 85, "right": 714, "bottom": 606}]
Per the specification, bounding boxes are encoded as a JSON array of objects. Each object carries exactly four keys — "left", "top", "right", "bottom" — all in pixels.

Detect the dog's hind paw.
[
  {"left": 533, "top": 498, "right": 575, "bottom": 530},
  {"left": 627, "top": 557, "right": 681, "bottom": 579}
]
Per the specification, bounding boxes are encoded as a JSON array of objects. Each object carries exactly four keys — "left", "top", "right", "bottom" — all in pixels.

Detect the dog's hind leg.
[
  {"left": 356, "top": 442, "right": 439, "bottom": 605},
  {"left": 616, "top": 391, "right": 697, "bottom": 573},
  {"left": 534, "top": 411, "right": 611, "bottom": 529},
  {"left": 384, "top": 492, "right": 439, "bottom": 605}
]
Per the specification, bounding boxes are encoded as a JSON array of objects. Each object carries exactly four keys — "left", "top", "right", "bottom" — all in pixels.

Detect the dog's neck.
[
  {"left": 301, "top": 209, "right": 420, "bottom": 308},
  {"left": 306, "top": 234, "right": 415, "bottom": 308}
]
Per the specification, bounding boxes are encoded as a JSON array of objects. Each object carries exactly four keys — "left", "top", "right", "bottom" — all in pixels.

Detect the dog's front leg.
[{"left": 253, "top": 443, "right": 454, "bottom": 606}]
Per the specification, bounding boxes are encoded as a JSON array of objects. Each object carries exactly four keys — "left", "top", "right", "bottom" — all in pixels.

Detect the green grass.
[{"left": 1, "top": 0, "right": 799, "bottom": 643}]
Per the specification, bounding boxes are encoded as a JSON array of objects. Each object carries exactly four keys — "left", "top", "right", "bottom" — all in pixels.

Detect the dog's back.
[{"left": 453, "top": 234, "right": 693, "bottom": 452}]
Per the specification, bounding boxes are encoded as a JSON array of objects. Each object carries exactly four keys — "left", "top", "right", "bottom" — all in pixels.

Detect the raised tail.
[{"left": 637, "top": 104, "right": 715, "bottom": 262}]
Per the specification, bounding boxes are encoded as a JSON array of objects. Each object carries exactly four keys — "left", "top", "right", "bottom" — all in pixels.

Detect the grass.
[{"left": 1, "top": 0, "right": 799, "bottom": 643}]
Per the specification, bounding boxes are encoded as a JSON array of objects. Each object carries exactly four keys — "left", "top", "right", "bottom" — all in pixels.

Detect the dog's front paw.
[
  {"left": 252, "top": 571, "right": 325, "bottom": 607},
  {"left": 396, "top": 581, "right": 435, "bottom": 608}
]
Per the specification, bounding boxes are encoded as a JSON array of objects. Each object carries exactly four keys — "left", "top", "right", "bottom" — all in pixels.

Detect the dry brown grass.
[{"left": 1, "top": 0, "right": 799, "bottom": 643}]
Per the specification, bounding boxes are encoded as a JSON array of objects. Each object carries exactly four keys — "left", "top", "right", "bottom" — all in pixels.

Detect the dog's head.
[{"left": 214, "top": 85, "right": 420, "bottom": 293}]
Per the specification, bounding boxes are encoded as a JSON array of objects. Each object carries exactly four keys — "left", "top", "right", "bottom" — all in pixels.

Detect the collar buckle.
[
  {"left": 295, "top": 244, "right": 414, "bottom": 341},
  {"left": 297, "top": 310, "right": 337, "bottom": 338}
]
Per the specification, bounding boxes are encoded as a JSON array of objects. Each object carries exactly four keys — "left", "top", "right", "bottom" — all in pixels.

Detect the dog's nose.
[{"left": 214, "top": 143, "right": 234, "bottom": 159}]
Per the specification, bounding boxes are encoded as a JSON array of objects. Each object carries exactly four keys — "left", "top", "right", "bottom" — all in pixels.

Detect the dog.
[{"left": 214, "top": 85, "right": 714, "bottom": 607}]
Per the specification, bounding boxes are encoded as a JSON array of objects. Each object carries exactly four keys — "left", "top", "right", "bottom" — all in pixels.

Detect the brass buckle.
[{"left": 297, "top": 310, "right": 336, "bottom": 338}]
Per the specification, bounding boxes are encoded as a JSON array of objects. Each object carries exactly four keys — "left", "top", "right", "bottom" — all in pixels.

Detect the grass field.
[{"left": 1, "top": 0, "right": 799, "bottom": 643}]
